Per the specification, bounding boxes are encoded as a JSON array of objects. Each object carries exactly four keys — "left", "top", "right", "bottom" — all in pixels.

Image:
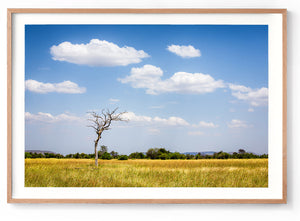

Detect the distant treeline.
[{"left": 25, "top": 146, "right": 268, "bottom": 160}]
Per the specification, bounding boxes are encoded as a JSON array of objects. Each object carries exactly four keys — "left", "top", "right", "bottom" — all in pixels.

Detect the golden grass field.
[{"left": 25, "top": 159, "right": 268, "bottom": 187}]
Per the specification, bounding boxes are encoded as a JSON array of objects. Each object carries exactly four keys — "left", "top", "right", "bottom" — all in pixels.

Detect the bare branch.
[
  {"left": 87, "top": 125, "right": 98, "bottom": 131},
  {"left": 87, "top": 107, "right": 128, "bottom": 131}
]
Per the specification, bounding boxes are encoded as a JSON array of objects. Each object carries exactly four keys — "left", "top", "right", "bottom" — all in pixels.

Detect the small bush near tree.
[
  {"left": 101, "top": 152, "right": 112, "bottom": 160},
  {"left": 118, "top": 155, "right": 128, "bottom": 160}
]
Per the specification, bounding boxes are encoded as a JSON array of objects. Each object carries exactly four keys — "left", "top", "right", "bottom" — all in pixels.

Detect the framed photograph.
[{"left": 7, "top": 9, "right": 287, "bottom": 203}]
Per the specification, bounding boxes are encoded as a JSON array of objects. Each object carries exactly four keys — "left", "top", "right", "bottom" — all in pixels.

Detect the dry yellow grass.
[{"left": 25, "top": 159, "right": 268, "bottom": 187}]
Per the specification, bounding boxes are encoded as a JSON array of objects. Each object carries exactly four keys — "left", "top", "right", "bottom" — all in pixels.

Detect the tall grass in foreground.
[{"left": 25, "top": 159, "right": 268, "bottom": 187}]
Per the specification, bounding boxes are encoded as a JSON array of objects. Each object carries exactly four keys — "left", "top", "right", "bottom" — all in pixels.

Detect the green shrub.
[
  {"left": 129, "top": 152, "right": 146, "bottom": 159},
  {"left": 101, "top": 152, "right": 112, "bottom": 160},
  {"left": 158, "top": 153, "right": 169, "bottom": 160},
  {"left": 118, "top": 155, "right": 128, "bottom": 160},
  {"left": 25, "top": 152, "right": 32, "bottom": 158}
]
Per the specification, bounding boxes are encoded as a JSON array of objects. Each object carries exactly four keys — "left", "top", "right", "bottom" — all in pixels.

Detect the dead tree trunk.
[
  {"left": 94, "top": 138, "right": 99, "bottom": 167},
  {"left": 94, "top": 131, "right": 102, "bottom": 167}
]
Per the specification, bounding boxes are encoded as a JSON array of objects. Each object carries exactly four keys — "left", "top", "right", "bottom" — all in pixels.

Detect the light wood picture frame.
[{"left": 7, "top": 8, "right": 287, "bottom": 204}]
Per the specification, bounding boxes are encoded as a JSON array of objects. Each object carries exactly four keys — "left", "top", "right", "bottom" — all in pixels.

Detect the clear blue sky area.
[{"left": 25, "top": 25, "right": 268, "bottom": 155}]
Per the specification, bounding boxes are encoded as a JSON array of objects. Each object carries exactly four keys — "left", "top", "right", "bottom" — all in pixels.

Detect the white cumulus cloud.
[
  {"left": 153, "top": 116, "right": 189, "bottom": 126},
  {"left": 167, "top": 44, "right": 201, "bottom": 58},
  {"left": 25, "top": 112, "right": 82, "bottom": 123},
  {"left": 194, "top": 121, "right": 219, "bottom": 128},
  {"left": 25, "top": 79, "right": 86, "bottom": 94},
  {"left": 50, "top": 39, "right": 149, "bottom": 66},
  {"left": 122, "top": 112, "right": 152, "bottom": 123},
  {"left": 227, "top": 119, "right": 250, "bottom": 128},
  {"left": 229, "top": 83, "right": 268, "bottom": 107},
  {"left": 122, "top": 112, "right": 189, "bottom": 127},
  {"left": 118, "top": 64, "right": 225, "bottom": 95}
]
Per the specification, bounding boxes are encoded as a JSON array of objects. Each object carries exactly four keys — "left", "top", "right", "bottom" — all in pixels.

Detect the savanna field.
[{"left": 25, "top": 159, "right": 268, "bottom": 187}]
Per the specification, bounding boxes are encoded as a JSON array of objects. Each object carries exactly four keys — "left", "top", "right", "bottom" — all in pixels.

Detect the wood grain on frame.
[
  {"left": 7, "top": 8, "right": 287, "bottom": 14},
  {"left": 282, "top": 9, "right": 287, "bottom": 204},
  {"left": 7, "top": 8, "right": 287, "bottom": 204},
  {"left": 7, "top": 9, "right": 12, "bottom": 204}
]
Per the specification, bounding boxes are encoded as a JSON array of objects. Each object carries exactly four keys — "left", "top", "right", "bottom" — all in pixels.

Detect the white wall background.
[{"left": 0, "top": 1, "right": 298, "bottom": 221}]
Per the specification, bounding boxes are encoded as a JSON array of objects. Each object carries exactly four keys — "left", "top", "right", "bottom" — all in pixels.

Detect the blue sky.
[{"left": 25, "top": 25, "right": 268, "bottom": 155}]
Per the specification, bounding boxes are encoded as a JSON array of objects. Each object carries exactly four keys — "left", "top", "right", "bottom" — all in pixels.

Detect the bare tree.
[{"left": 87, "top": 108, "right": 127, "bottom": 166}]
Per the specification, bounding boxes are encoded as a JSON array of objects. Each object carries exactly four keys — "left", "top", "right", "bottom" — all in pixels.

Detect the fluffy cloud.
[
  {"left": 229, "top": 84, "right": 251, "bottom": 92},
  {"left": 229, "top": 83, "right": 268, "bottom": 107},
  {"left": 119, "top": 65, "right": 163, "bottom": 94},
  {"left": 25, "top": 80, "right": 86, "bottom": 94},
  {"left": 227, "top": 119, "right": 250, "bottom": 128},
  {"left": 25, "top": 112, "right": 82, "bottom": 123},
  {"left": 194, "top": 121, "right": 219, "bottom": 128},
  {"left": 153, "top": 116, "right": 189, "bottom": 126},
  {"left": 118, "top": 64, "right": 225, "bottom": 95},
  {"left": 122, "top": 112, "right": 152, "bottom": 123},
  {"left": 122, "top": 112, "right": 189, "bottom": 126},
  {"left": 167, "top": 44, "right": 201, "bottom": 58},
  {"left": 50, "top": 39, "right": 149, "bottom": 66}
]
